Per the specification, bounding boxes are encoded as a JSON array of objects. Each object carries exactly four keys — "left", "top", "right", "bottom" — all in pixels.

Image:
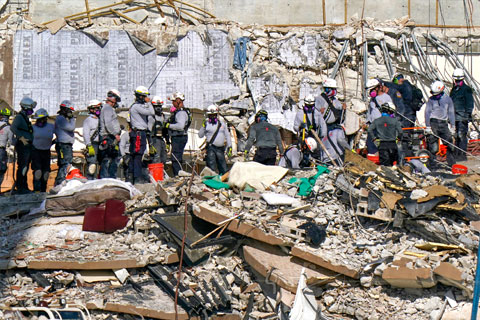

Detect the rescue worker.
[
  {"left": 315, "top": 78, "right": 345, "bottom": 127},
  {"left": 149, "top": 96, "right": 169, "bottom": 165},
  {"left": 278, "top": 137, "right": 317, "bottom": 169},
  {"left": 83, "top": 99, "right": 102, "bottom": 180},
  {"left": 425, "top": 80, "right": 456, "bottom": 167},
  {"left": 31, "top": 109, "right": 54, "bottom": 192},
  {"left": 54, "top": 100, "right": 76, "bottom": 186},
  {"left": 129, "top": 86, "right": 154, "bottom": 184},
  {"left": 368, "top": 102, "right": 403, "bottom": 166},
  {"left": 365, "top": 78, "right": 393, "bottom": 155},
  {"left": 119, "top": 124, "right": 130, "bottom": 181},
  {"left": 450, "top": 68, "right": 474, "bottom": 162},
  {"left": 320, "top": 125, "right": 350, "bottom": 166},
  {"left": 99, "top": 89, "right": 122, "bottom": 179},
  {"left": 165, "top": 92, "right": 190, "bottom": 176},
  {"left": 11, "top": 97, "right": 36, "bottom": 194},
  {"left": 244, "top": 110, "right": 284, "bottom": 165},
  {"left": 391, "top": 73, "right": 416, "bottom": 126},
  {"left": 198, "top": 105, "right": 232, "bottom": 175},
  {"left": 0, "top": 108, "right": 13, "bottom": 190}
]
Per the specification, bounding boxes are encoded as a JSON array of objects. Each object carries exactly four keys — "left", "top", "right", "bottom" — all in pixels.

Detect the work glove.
[
  {"left": 7, "top": 146, "right": 14, "bottom": 157},
  {"left": 244, "top": 150, "right": 249, "bottom": 161},
  {"left": 19, "top": 136, "right": 29, "bottom": 146},
  {"left": 114, "top": 144, "right": 119, "bottom": 151},
  {"left": 374, "top": 139, "right": 380, "bottom": 148},
  {"left": 165, "top": 123, "right": 170, "bottom": 129},
  {"left": 87, "top": 145, "right": 95, "bottom": 157},
  {"left": 226, "top": 147, "right": 232, "bottom": 157},
  {"left": 424, "top": 127, "right": 432, "bottom": 135},
  {"left": 149, "top": 145, "right": 157, "bottom": 155},
  {"left": 308, "top": 125, "right": 314, "bottom": 131},
  {"left": 449, "top": 126, "right": 456, "bottom": 137},
  {"left": 351, "top": 148, "right": 357, "bottom": 154},
  {"left": 166, "top": 144, "right": 171, "bottom": 153},
  {"left": 202, "top": 119, "right": 206, "bottom": 128},
  {"left": 299, "top": 123, "right": 307, "bottom": 130}
]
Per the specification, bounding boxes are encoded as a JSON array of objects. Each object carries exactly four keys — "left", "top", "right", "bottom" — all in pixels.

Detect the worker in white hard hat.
[
  {"left": 294, "top": 94, "right": 327, "bottom": 157},
  {"left": 315, "top": 78, "right": 345, "bottom": 127},
  {"left": 450, "top": 68, "right": 474, "bottom": 162},
  {"left": 320, "top": 124, "right": 350, "bottom": 166},
  {"left": 279, "top": 137, "right": 318, "bottom": 169},
  {"left": 99, "top": 89, "right": 122, "bottom": 179},
  {"left": 367, "top": 102, "right": 402, "bottom": 166},
  {"left": 198, "top": 104, "right": 232, "bottom": 175},
  {"left": 83, "top": 99, "right": 102, "bottom": 180},
  {"left": 425, "top": 80, "right": 456, "bottom": 167}
]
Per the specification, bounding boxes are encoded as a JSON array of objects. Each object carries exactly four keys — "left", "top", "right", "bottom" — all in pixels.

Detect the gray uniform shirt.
[
  {"left": 55, "top": 115, "right": 76, "bottom": 144},
  {"left": 119, "top": 131, "right": 130, "bottom": 156},
  {"left": 425, "top": 94, "right": 455, "bottom": 127},
  {"left": 278, "top": 146, "right": 301, "bottom": 169},
  {"left": 367, "top": 94, "right": 392, "bottom": 124},
  {"left": 315, "top": 95, "right": 343, "bottom": 124},
  {"left": 83, "top": 115, "right": 99, "bottom": 145},
  {"left": 293, "top": 110, "right": 327, "bottom": 138},
  {"left": 0, "top": 121, "right": 13, "bottom": 148},
  {"left": 130, "top": 102, "right": 154, "bottom": 130},
  {"left": 245, "top": 121, "right": 284, "bottom": 154},
  {"left": 168, "top": 109, "right": 188, "bottom": 136},
  {"left": 33, "top": 123, "right": 55, "bottom": 150},
  {"left": 198, "top": 120, "right": 232, "bottom": 148},
  {"left": 320, "top": 128, "right": 350, "bottom": 163},
  {"left": 99, "top": 103, "right": 121, "bottom": 136}
]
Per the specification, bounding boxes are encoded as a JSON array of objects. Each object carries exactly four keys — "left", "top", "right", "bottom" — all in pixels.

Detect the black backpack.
[{"left": 410, "top": 85, "right": 425, "bottom": 112}]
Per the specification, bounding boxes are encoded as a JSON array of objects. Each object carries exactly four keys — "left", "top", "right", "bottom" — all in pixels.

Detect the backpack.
[
  {"left": 410, "top": 85, "right": 425, "bottom": 112},
  {"left": 168, "top": 107, "right": 192, "bottom": 133}
]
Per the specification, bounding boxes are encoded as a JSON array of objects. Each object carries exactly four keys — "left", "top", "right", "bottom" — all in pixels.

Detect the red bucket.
[
  {"left": 452, "top": 164, "right": 468, "bottom": 175},
  {"left": 367, "top": 154, "right": 380, "bottom": 165},
  {"left": 148, "top": 163, "right": 164, "bottom": 181}
]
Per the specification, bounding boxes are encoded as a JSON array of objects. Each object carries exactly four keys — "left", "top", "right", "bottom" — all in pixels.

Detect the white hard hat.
[
  {"left": 172, "top": 91, "right": 185, "bottom": 101},
  {"left": 452, "top": 68, "right": 465, "bottom": 80},
  {"left": 135, "top": 86, "right": 150, "bottom": 96},
  {"left": 206, "top": 104, "right": 219, "bottom": 114},
  {"left": 107, "top": 89, "right": 121, "bottom": 102},
  {"left": 304, "top": 94, "right": 315, "bottom": 105},
  {"left": 151, "top": 96, "right": 163, "bottom": 105},
  {"left": 87, "top": 99, "right": 102, "bottom": 108},
  {"left": 430, "top": 80, "right": 445, "bottom": 95},
  {"left": 305, "top": 137, "right": 318, "bottom": 152},
  {"left": 20, "top": 97, "right": 37, "bottom": 109},
  {"left": 366, "top": 78, "right": 381, "bottom": 90},
  {"left": 382, "top": 102, "right": 396, "bottom": 112},
  {"left": 323, "top": 78, "right": 337, "bottom": 88}
]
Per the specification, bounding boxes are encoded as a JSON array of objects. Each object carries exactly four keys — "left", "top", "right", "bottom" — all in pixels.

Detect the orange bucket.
[
  {"left": 452, "top": 164, "right": 468, "bottom": 175},
  {"left": 148, "top": 163, "right": 164, "bottom": 181},
  {"left": 367, "top": 154, "right": 380, "bottom": 165}
]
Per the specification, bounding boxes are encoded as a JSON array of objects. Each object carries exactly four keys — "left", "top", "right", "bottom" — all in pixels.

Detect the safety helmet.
[
  {"left": 381, "top": 102, "right": 396, "bottom": 113},
  {"left": 33, "top": 108, "right": 49, "bottom": 119},
  {"left": 107, "top": 89, "right": 121, "bottom": 102},
  {"left": 134, "top": 86, "right": 150, "bottom": 96},
  {"left": 255, "top": 109, "right": 268, "bottom": 122},
  {"left": 151, "top": 96, "right": 163, "bottom": 106},
  {"left": 20, "top": 97, "right": 37, "bottom": 109},
  {"left": 305, "top": 137, "right": 318, "bottom": 152},
  {"left": 452, "top": 68, "right": 465, "bottom": 80},
  {"left": 0, "top": 108, "right": 12, "bottom": 117},
  {"left": 430, "top": 81, "right": 445, "bottom": 95},
  {"left": 323, "top": 78, "right": 337, "bottom": 89},
  {"left": 60, "top": 100, "right": 74, "bottom": 111},
  {"left": 172, "top": 91, "right": 185, "bottom": 101},
  {"left": 87, "top": 99, "right": 102, "bottom": 109},
  {"left": 304, "top": 95, "right": 315, "bottom": 105},
  {"left": 366, "top": 78, "right": 381, "bottom": 90},
  {"left": 206, "top": 104, "right": 219, "bottom": 115}
]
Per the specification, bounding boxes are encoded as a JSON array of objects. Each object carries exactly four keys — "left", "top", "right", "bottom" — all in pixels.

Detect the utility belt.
[
  {"left": 99, "top": 134, "right": 117, "bottom": 151},
  {"left": 56, "top": 142, "right": 72, "bottom": 146},
  {"left": 132, "top": 128, "right": 147, "bottom": 132},
  {"left": 257, "top": 146, "right": 276, "bottom": 153},
  {"left": 430, "top": 118, "right": 448, "bottom": 124}
]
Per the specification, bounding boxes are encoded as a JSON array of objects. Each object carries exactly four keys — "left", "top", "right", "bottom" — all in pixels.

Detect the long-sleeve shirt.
[
  {"left": 119, "top": 131, "right": 130, "bottom": 156},
  {"left": 245, "top": 121, "right": 284, "bottom": 154},
  {"left": 10, "top": 112, "right": 33, "bottom": 142},
  {"left": 315, "top": 94, "right": 343, "bottom": 124},
  {"left": 198, "top": 120, "right": 232, "bottom": 148},
  {"left": 99, "top": 103, "right": 121, "bottom": 137},
  {"left": 384, "top": 82, "right": 406, "bottom": 117},
  {"left": 168, "top": 109, "right": 188, "bottom": 136},
  {"left": 83, "top": 115, "right": 99, "bottom": 145},
  {"left": 368, "top": 116, "right": 403, "bottom": 142},
  {"left": 55, "top": 115, "right": 76, "bottom": 144},
  {"left": 451, "top": 84, "right": 474, "bottom": 121},
  {"left": 33, "top": 123, "right": 55, "bottom": 150},
  {"left": 0, "top": 121, "right": 13, "bottom": 148},
  {"left": 293, "top": 109, "right": 327, "bottom": 138},
  {"left": 148, "top": 114, "right": 166, "bottom": 135},
  {"left": 367, "top": 94, "right": 392, "bottom": 124},
  {"left": 425, "top": 93, "right": 455, "bottom": 127},
  {"left": 130, "top": 101, "right": 154, "bottom": 131},
  {"left": 321, "top": 128, "right": 350, "bottom": 162},
  {"left": 278, "top": 146, "right": 301, "bottom": 169}
]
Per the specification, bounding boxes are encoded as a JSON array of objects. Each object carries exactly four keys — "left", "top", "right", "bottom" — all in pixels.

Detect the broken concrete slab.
[
  {"left": 193, "top": 202, "right": 289, "bottom": 246},
  {"left": 433, "top": 262, "right": 469, "bottom": 291},
  {"left": 382, "top": 265, "right": 437, "bottom": 289},
  {"left": 243, "top": 243, "right": 336, "bottom": 293}
]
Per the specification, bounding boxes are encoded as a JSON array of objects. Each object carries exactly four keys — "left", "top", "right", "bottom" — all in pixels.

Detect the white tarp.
[
  {"left": 289, "top": 268, "right": 322, "bottom": 320},
  {"left": 228, "top": 161, "right": 288, "bottom": 191},
  {"left": 51, "top": 178, "right": 141, "bottom": 199}
]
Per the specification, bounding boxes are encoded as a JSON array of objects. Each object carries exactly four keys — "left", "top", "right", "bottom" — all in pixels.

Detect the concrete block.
[{"left": 382, "top": 265, "right": 437, "bottom": 289}]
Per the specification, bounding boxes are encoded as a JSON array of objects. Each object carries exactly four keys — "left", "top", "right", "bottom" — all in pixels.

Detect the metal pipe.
[
  {"left": 362, "top": 41, "right": 368, "bottom": 101},
  {"left": 436, "top": 0, "right": 439, "bottom": 25},
  {"left": 322, "top": 0, "right": 326, "bottom": 25},
  {"left": 408, "top": 0, "right": 411, "bottom": 19},
  {"left": 380, "top": 39, "right": 394, "bottom": 79},
  {"left": 344, "top": 0, "right": 348, "bottom": 24},
  {"left": 331, "top": 40, "right": 350, "bottom": 79}
]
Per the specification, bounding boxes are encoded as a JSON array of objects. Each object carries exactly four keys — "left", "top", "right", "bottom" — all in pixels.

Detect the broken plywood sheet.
[
  {"left": 417, "top": 185, "right": 465, "bottom": 204},
  {"left": 243, "top": 243, "right": 336, "bottom": 293},
  {"left": 290, "top": 246, "right": 360, "bottom": 279},
  {"left": 434, "top": 262, "right": 469, "bottom": 291},
  {"left": 381, "top": 192, "right": 403, "bottom": 210},
  {"left": 193, "top": 202, "right": 289, "bottom": 246},
  {"left": 344, "top": 149, "right": 378, "bottom": 173}
]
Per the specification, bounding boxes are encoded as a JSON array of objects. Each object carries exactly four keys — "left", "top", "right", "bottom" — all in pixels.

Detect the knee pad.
[
  {"left": 34, "top": 170, "right": 42, "bottom": 180},
  {"left": 88, "top": 164, "right": 97, "bottom": 175},
  {"left": 43, "top": 171, "right": 50, "bottom": 181}
]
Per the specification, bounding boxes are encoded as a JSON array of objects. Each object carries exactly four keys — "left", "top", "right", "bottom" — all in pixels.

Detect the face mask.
[
  {"left": 369, "top": 90, "right": 377, "bottom": 98},
  {"left": 154, "top": 107, "right": 163, "bottom": 115},
  {"left": 170, "top": 106, "right": 177, "bottom": 113},
  {"left": 36, "top": 119, "right": 46, "bottom": 127},
  {"left": 325, "top": 88, "right": 336, "bottom": 97},
  {"left": 303, "top": 105, "right": 314, "bottom": 113},
  {"left": 26, "top": 109, "right": 34, "bottom": 116},
  {"left": 208, "top": 115, "right": 218, "bottom": 124},
  {"left": 95, "top": 110, "right": 101, "bottom": 116},
  {"left": 455, "top": 80, "right": 464, "bottom": 87}
]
